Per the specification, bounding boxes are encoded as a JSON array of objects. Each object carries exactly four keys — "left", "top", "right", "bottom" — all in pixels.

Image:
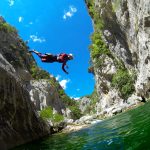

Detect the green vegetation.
[
  {"left": 29, "top": 64, "right": 50, "bottom": 79},
  {"left": 69, "top": 105, "right": 82, "bottom": 120},
  {"left": 53, "top": 113, "right": 64, "bottom": 123},
  {"left": 40, "top": 107, "right": 64, "bottom": 123},
  {"left": 112, "top": 69, "right": 135, "bottom": 99},
  {"left": 90, "top": 32, "right": 111, "bottom": 60},
  {"left": 86, "top": 0, "right": 104, "bottom": 31},
  {"left": 0, "top": 22, "right": 17, "bottom": 33},
  {"left": 40, "top": 105, "right": 81, "bottom": 122},
  {"left": 112, "top": 0, "right": 121, "bottom": 12},
  {"left": 86, "top": 0, "right": 94, "bottom": 17},
  {"left": 86, "top": 0, "right": 111, "bottom": 69},
  {"left": 58, "top": 89, "right": 74, "bottom": 106},
  {"left": 58, "top": 90, "right": 82, "bottom": 120},
  {"left": 40, "top": 106, "right": 53, "bottom": 120},
  {"left": 49, "top": 77, "right": 82, "bottom": 120},
  {"left": 89, "top": 32, "right": 113, "bottom": 70}
]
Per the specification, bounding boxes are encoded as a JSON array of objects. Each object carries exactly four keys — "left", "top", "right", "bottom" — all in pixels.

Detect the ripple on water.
[{"left": 12, "top": 103, "right": 150, "bottom": 150}]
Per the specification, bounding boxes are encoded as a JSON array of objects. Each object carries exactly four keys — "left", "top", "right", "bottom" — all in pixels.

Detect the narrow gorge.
[{"left": 0, "top": 0, "right": 150, "bottom": 149}]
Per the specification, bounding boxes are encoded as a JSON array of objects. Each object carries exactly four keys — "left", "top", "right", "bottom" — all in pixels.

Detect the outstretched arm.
[{"left": 62, "top": 63, "right": 69, "bottom": 74}]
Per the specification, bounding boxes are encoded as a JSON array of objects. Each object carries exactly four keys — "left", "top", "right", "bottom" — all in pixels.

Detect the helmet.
[{"left": 68, "top": 53, "right": 74, "bottom": 60}]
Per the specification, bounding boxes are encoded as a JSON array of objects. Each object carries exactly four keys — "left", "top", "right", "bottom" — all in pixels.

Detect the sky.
[{"left": 0, "top": 0, "right": 95, "bottom": 99}]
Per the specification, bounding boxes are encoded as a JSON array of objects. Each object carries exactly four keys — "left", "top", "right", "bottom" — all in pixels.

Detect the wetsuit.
[{"left": 37, "top": 53, "right": 69, "bottom": 74}]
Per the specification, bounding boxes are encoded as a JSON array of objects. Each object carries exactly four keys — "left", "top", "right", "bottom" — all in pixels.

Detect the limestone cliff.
[
  {"left": 85, "top": 0, "right": 150, "bottom": 117},
  {"left": 27, "top": 80, "right": 65, "bottom": 113},
  {"left": 0, "top": 18, "right": 50, "bottom": 149},
  {"left": 0, "top": 17, "right": 78, "bottom": 149}
]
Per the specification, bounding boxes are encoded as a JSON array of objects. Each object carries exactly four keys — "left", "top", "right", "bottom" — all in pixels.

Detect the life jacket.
[
  {"left": 41, "top": 55, "right": 47, "bottom": 62},
  {"left": 58, "top": 53, "right": 68, "bottom": 63}
]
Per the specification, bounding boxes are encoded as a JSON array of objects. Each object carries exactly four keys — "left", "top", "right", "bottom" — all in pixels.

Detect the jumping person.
[{"left": 29, "top": 50, "right": 73, "bottom": 74}]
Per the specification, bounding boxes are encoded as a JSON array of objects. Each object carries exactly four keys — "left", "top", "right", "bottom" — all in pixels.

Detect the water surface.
[{"left": 13, "top": 102, "right": 150, "bottom": 150}]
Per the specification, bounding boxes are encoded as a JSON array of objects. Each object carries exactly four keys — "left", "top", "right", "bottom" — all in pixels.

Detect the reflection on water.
[{"left": 13, "top": 102, "right": 150, "bottom": 150}]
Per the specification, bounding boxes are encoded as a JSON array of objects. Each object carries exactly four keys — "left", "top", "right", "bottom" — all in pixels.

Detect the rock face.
[
  {"left": 27, "top": 80, "right": 65, "bottom": 113},
  {"left": 0, "top": 50, "right": 50, "bottom": 150},
  {"left": 85, "top": 0, "right": 150, "bottom": 116},
  {"left": 0, "top": 16, "right": 78, "bottom": 149},
  {"left": 79, "top": 97, "right": 91, "bottom": 114},
  {"left": 111, "top": 0, "right": 150, "bottom": 97},
  {"left": 0, "top": 17, "right": 70, "bottom": 149},
  {"left": 27, "top": 79, "right": 73, "bottom": 118}
]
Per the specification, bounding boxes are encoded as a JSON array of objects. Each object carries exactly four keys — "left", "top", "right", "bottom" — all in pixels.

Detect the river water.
[{"left": 13, "top": 102, "right": 150, "bottom": 150}]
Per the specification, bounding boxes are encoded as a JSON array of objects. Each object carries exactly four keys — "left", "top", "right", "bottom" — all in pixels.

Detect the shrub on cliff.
[
  {"left": 69, "top": 105, "right": 82, "bottom": 120},
  {"left": 86, "top": 0, "right": 94, "bottom": 17},
  {"left": 40, "top": 106, "right": 53, "bottom": 120},
  {"left": 90, "top": 32, "right": 111, "bottom": 59},
  {"left": 40, "top": 107, "right": 64, "bottom": 123},
  {"left": 53, "top": 113, "right": 64, "bottom": 123},
  {"left": 30, "top": 64, "right": 50, "bottom": 79},
  {"left": 58, "top": 92, "right": 82, "bottom": 119},
  {"left": 89, "top": 32, "right": 111, "bottom": 71},
  {"left": 111, "top": 69, "right": 135, "bottom": 99},
  {"left": 0, "top": 22, "right": 17, "bottom": 33},
  {"left": 86, "top": 0, "right": 104, "bottom": 30}
]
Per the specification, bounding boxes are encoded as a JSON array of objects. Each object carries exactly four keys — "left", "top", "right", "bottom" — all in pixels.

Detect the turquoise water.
[{"left": 13, "top": 102, "right": 150, "bottom": 150}]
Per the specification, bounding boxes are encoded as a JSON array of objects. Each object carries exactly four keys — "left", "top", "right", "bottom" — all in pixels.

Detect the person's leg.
[
  {"left": 29, "top": 50, "right": 55, "bottom": 62},
  {"left": 29, "top": 49, "right": 45, "bottom": 58},
  {"left": 29, "top": 49, "right": 40, "bottom": 55},
  {"left": 45, "top": 53, "right": 52, "bottom": 55}
]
